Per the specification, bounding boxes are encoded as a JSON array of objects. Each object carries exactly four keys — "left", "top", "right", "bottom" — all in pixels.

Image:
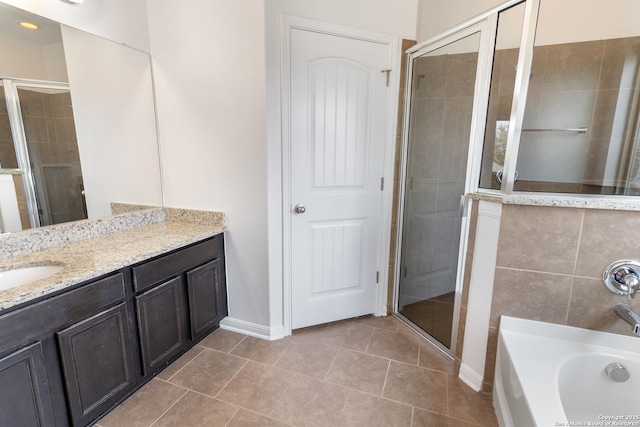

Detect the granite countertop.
[
  {"left": 0, "top": 206, "right": 226, "bottom": 312},
  {"left": 468, "top": 192, "right": 640, "bottom": 211}
]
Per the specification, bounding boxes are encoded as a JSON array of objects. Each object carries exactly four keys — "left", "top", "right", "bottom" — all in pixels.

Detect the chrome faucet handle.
[
  {"left": 625, "top": 274, "right": 640, "bottom": 299},
  {"left": 604, "top": 260, "right": 640, "bottom": 298}
]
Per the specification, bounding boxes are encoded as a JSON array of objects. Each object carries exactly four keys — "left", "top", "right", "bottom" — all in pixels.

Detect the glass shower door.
[{"left": 397, "top": 31, "right": 481, "bottom": 351}]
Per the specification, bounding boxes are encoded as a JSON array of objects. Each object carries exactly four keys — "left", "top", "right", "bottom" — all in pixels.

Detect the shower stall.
[
  {"left": 394, "top": 29, "right": 485, "bottom": 355},
  {"left": 394, "top": 1, "right": 527, "bottom": 356}
]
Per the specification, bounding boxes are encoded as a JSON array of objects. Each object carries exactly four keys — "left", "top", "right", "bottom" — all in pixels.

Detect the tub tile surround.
[
  {"left": 482, "top": 204, "right": 640, "bottom": 391},
  {"left": 0, "top": 205, "right": 226, "bottom": 310},
  {"left": 96, "top": 317, "right": 498, "bottom": 427}
]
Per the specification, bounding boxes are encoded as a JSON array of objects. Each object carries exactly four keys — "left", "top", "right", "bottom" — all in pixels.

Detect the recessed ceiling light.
[{"left": 19, "top": 21, "right": 39, "bottom": 30}]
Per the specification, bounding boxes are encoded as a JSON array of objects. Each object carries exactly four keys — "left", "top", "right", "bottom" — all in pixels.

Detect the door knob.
[{"left": 294, "top": 204, "right": 306, "bottom": 214}]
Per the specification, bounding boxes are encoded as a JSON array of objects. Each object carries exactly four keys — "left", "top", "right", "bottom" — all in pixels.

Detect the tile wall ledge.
[
  {"left": 0, "top": 203, "right": 226, "bottom": 260},
  {"left": 467, "top": 192, "right": 640, "bottom": 211}
]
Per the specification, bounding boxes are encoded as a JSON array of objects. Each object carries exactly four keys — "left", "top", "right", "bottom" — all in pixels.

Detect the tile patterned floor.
[{"left": 95, "top": 316, "right": 498, "bottom": 427}]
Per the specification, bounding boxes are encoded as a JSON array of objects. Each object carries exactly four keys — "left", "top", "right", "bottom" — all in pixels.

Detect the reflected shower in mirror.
[
  {"left": 0, "top": 2, "right": 162, "bottom": 233},
  {"left": 480, "top": 0, "right": 640, "bottom": 196}
]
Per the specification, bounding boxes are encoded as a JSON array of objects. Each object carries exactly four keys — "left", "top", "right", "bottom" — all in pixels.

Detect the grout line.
[
  {"left": 213, "top": 358, "right": 250, "bottom": 400},
  {"left": 566, "top": 209, "right": 586, "bottom": 325},
  {"left": 161, "top": 345, "right": 206, "bottom": 382},
  {"left": 227, "top": 334, "right": 248, "bottom": 354},
  {"left": 322, "top": 345, "right": 341, "bottom": 381},
  {"left": 445, "top": 371, "right": 451, "bottom": 418},
  {"left": 222, "top": 406, "right": 241, "bottom": 427},
  {"left": 380, "top": 359, "right": 392, "bottom": 397},
  {"left": 335, "top": 389, "right": 353, "bottom": 426},
  {"left": 147, "top": 388, "right": 189, "bottom": 427},
  {"left": 362, "top": 326, "right": 375, "bottom": 354},
  {"left": 495, "top": 265, "right": 576, "bottom": 277},
  {"left": 268, "top": 373, "right": 298, "bottom": 418}
]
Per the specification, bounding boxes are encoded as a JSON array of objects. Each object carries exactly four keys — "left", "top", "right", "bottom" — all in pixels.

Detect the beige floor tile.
[
  {"left": 272, "top": 375, "right": 350, "bottom": 427},
  {"left": 274, "top": 339, "right": 339, "bottom": 379},
  {"left": 227, "top": 409, "right": 292, "bottom": 427},
  {"left": 168, "top": 348, "right": 247, "bottom": 397},
  {"left": 317, "top": 322, "right": 375, "bottom": 352},
  {"left": 383, "top": 361, "right": 448, "bottom": 414},
  {"left": 354, "top": 315, "right": 403, "bottom": 331},
  {"left": 412, "top": 408, "right": 478, "bottom": 427},
  {"left": 366, "top": 329, "right": 420, "bottom": 365},
  {"left": 98, "top": 379, "right": 186, "bottom": 427},
  {"left": 447, "top": 375, "right": 498, "bottom": 426},
  {"left": 155, "top": 345, "right": 205, "bottom": 380},
  {"left": 151, "top": 392, "right": 238, "bottom": 427},
  {"left": 338, "top": 390, "right": 412, "bottom": 427},
  {"left": 230, "top": 336, "right": 292, "bottom": 365},
  {"left": 325, "top": 348, "right": 390, "bottom": 395},
  {"left": 199, "top": 328, "right": 246, "bottom": 353},
  {"left": 218, "top": 361, "right": 296, "bottom": 415},
  {"left": 418, "top": 344, "right": 454, "bottom": 375}
]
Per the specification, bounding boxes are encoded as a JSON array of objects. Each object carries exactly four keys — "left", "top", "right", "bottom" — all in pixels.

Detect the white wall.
[
  {"left": 0, "top": 34, "right": 66, "bottom": 81},
  {"left": 147, "top": 0, "right": 418, "bottom": 332},
  {"left": 417, "top": 0, "right": 640, "bottom": 45},
  {"left": 62, "top": 25, "right": 162, "bottom": 218},
  {"left": 146, "top": 0, "right": 270, "bottom": 327},
  {"left": 417, "top": 0, "right": 501, "bottom": 42},
  {"left": 264, "top": 0, "right": 418, "bottom": 332},
  {"left": 0, "top": 0, "right": 150, "bottom": 52}
]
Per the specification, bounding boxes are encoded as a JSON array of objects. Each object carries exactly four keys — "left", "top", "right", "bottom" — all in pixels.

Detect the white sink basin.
[{"left": 0, "top": 265, "right": 64, "bottom": 291}]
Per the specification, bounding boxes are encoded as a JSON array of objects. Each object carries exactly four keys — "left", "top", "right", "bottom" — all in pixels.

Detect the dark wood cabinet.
[
  {"left": 57, "top": 303, "right": 135, "bottom": 427},
  {"left": 136, "top": 276, "right": 187, "bottom": 376},
  {"left": 0, "top": 342, "right": 55, "bottom": 427},
  {"left": 0, "top": 234, "right": 226, "bottom": 427},
  {"left": 187, "top": 258, "right": 227, "bottom": 340}
]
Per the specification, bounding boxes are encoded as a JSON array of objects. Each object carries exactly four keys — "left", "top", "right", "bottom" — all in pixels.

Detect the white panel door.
[{"left": 290, "top": 28, "right": 390, "bottom": 329}]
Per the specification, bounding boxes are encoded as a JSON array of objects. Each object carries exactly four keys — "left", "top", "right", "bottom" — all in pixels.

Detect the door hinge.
[
  {"left": 376, "top": 271, "right": 379, "bottom": 283},
  {"left": 381, "top": 69, "right": 392, "bottom": 87},
  {"left": 380, "top": 177, "right": 384, "bottom": 191}
]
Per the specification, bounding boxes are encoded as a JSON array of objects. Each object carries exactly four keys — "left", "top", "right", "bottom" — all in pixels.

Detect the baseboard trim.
[
  {"left": 459, "top": 363, "right": 484, "bottom": 392},
  {"left": 219, "top": 317, "right": 285, "bottom": 341}
]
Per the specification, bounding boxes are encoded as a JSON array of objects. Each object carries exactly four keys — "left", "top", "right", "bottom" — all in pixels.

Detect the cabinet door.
[
  {"left": 0, "top": 342, "right": 55, "bottom": 427},
  {"left": 186, "top": 258, "right": 226, "bottom": 340},
  {"left": 57, "top": 303, "right": 135, "bottom": 427},
  {"left": 136, "top": 276, "right": 187, "bottom": 376}
]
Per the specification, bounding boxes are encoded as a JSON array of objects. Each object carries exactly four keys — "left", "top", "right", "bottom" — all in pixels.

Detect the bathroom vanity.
[{"left": 0, "top": 208, "right": 227, "bottom": 427}]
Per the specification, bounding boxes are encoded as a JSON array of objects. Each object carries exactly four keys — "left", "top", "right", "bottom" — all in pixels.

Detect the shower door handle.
[{"left": 459, "top": 195, "right": 468, "bottom": 218}]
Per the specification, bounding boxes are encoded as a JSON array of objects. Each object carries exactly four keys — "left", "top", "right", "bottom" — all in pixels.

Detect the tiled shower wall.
[{"left": 481, "top": 204, "right": 640, "bottom": 392}]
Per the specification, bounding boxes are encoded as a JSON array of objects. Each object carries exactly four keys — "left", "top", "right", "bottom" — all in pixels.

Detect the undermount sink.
[{"left": 0, "top": 265, "right": 64, "bottom": 291}]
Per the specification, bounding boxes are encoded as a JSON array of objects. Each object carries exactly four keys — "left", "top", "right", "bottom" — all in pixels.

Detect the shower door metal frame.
[
  {"left": 393, "top": 11, "right": 502, "bottom": 356},
  {"left": 2, "top": 77, "right": 72, "bottom": 229}
]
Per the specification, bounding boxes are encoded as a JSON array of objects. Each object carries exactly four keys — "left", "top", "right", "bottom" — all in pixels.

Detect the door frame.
[{"left": 281, "top": 15, "right": 401, "bottom": 335}]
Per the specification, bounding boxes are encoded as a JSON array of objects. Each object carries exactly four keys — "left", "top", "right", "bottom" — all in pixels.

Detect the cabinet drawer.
[
  {"left": 132, "top": 236, "right": 222, "bottom": 293},
  {"left": 0, "top": 273, "right": 126, "bottom": 351}
]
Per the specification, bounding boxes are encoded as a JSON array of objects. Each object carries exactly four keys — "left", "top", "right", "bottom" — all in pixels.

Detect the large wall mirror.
[
  {"left": 0, "top": 2, "right": 163, "bottom": 233},
  {"left": 480, "top": 0, "right": 640, "bottom": 196}
]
